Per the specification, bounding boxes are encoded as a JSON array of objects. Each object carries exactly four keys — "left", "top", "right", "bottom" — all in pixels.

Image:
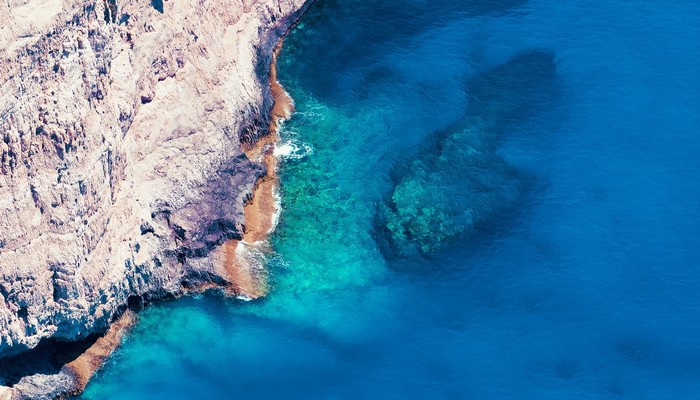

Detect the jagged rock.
[{"left": 0, "top": 0, "right": 309, "bottom": 365}]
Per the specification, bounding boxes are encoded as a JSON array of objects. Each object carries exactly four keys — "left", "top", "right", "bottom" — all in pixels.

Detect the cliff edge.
[{"left": 0, "top": 0, "right": 308, "bottom": 386}]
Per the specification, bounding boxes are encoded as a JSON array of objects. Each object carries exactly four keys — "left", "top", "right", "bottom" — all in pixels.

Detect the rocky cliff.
[{"left": 0, "top": 0, "right": 307, "bottom": 378}]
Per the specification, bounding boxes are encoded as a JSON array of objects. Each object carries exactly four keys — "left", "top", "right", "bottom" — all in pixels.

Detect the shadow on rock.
[
  {"left": 376, "top": 49, "right": 560, "bottom": 259},
  {"left": 0, "top": 335, "right": 99, "bottom": 387}
]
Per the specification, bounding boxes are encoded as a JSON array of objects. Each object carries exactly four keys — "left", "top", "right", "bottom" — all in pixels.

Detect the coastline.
[
  {"left": 65, "top": 35, "right": 296, "bottom": 394},
  {"left": 0, "top": 311, "right": 137, "bottom": 400},
  {"left": 219, "top": 35, "right": 295, "bottom": 300},
  {"left": 63, "top": 311, "right": 138, "bottom": 396},
  {"left": 0, "top": 15, "right": 302, "bottom": 399}
]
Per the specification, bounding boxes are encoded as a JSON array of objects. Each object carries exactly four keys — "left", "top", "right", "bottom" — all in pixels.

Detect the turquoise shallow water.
[{"left": 81, "top": 0, "right": 700, "bottom": 398}]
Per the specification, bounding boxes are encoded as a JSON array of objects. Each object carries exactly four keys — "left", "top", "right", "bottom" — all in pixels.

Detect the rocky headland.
[{"left": 0, "top": 0, "right": 309, "bottom": 397}]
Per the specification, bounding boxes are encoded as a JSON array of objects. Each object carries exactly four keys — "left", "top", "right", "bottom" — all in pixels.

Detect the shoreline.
[
  {"left": 63, "top": 311, "right": 138, "bottom": 396},
  {"left": 219, "top": 35, "right": 295, "bottom": 300},
  {"left": 0, "top": 25, "right": 299, "bottom": 400},
  {"left": 0, "top": 310, "right": 137, "bottom": 400}
]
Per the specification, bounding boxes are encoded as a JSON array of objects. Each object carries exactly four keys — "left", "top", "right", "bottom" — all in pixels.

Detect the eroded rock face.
[{"left": 0, "top": 0, "right": 309, "bottom": 359}]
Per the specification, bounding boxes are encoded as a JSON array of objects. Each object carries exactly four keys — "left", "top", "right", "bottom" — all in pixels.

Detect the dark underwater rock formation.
[{"left": 378, "top": 49, "right": 559, "bottom": 257}]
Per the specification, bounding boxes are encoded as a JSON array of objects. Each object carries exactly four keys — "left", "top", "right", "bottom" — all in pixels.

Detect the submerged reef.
[{"left": 378, "top": 49, "right": 559, "bottom": 257}]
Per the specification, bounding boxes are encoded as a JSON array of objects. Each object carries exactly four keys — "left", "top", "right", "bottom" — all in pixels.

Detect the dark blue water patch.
[
  {"left": 284, "top": 0, "right": 528, "bottom": 105},
  {"left": 151, "top": 0, "right": 163, "bottom": 14}
]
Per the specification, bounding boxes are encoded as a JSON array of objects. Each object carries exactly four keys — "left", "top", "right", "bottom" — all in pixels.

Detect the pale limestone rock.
[
  {"left": 0, "top": 386, "right": 11, "bottom": 400},
  {"left": 0, "top": 0, "right": 309, "bottom": 361}
]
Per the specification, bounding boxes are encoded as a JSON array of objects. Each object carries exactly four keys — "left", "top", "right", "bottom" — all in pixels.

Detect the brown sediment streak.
[
  {"left": 64, "top": 311, "right": 137, "bottom": 395},
  {"left": 220, "top": 37, "right": 294, "bottom": 300}
]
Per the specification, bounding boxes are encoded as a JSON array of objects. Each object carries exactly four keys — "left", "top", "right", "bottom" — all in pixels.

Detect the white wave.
[
  {"left": 233, "top": 240, "right": 270, "bottom": 301},
  {"left": 273, "top": 139, "right": 313, "bottom": 160},
  {"left": 269, "top": 186, "right": 282, "bottom": 235}
]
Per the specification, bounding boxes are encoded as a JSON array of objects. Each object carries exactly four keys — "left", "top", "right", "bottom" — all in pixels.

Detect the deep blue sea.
[{"left": 80, "top": 0, "right": 700, "bottom": 398}]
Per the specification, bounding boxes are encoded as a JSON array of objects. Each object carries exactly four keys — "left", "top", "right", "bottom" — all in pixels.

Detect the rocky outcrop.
[{"left": 0, "top": 0, "right": 308, "bottom": 369}]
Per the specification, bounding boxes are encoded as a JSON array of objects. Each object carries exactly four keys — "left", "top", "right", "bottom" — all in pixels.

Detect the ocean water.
[{"left": 80, "top": 0, "right": 700, "bottom": 398}]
